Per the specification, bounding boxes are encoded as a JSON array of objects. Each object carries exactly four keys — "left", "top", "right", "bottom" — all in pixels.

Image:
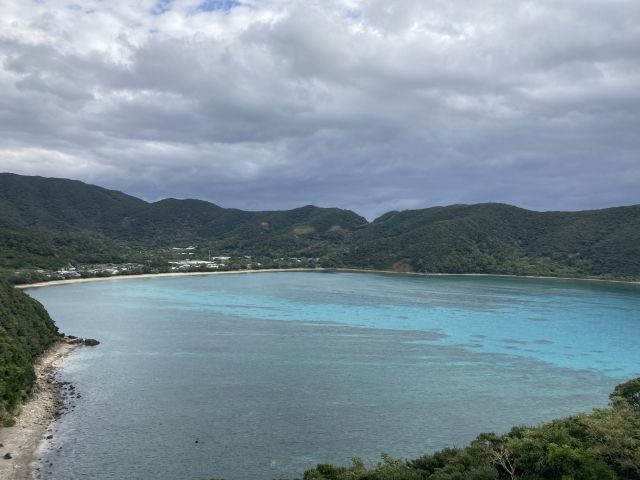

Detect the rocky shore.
[{"left": 0, "top": 337, "right": 98, "bottom": 480}]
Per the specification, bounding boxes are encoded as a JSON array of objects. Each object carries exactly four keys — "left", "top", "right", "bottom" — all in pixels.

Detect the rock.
[
  {"left": 3, "top": 453, "right": 12, "bottom": 460},
  {"left": 66, "top": 335, "right": 78, "bottom": 339},
  {"left": 46, "top": 435, "right": 53, "bottom": 439},
  {"left": 83, "top": 338, "right": 100, "bottom": 346}
]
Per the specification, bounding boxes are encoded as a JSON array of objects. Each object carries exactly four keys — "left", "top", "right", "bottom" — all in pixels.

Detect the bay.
[{"left": 26, "top": 272, "right": 640, "bottom": 479}]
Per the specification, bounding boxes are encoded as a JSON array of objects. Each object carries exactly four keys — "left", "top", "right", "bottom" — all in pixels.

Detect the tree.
[{"left": 610, "top": 378, "right": 640, "bottom": 410}]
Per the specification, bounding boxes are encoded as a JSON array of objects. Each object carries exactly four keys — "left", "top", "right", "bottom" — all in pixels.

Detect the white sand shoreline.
[
  {"left": 17, "top": 268, "right": 323, "bottom": 289},
  {"left": 15, "top": 267, "right": 639, "bottom": 289},
  {"left": 0, "top": 341, "right": 80, "bottom": 480}
]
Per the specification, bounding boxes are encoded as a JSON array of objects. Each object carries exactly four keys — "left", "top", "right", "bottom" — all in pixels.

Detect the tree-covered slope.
[
  {"left": 303, "top": 378, "right": 640, "bottom": 480},
  {"left": 0, "top": 278, "right": 60, "bottom": 423},
  {"left": 344, "top": 203, "right": 640, "bottom": 278},
  {"left": 114, "top": 200, "right": 366, "bottom": 247},
  {"left": 0, "top": 172, "right": 147, "bottom": 232},
  {"left": 0, "top": 173, "right": 638, "bottom": 279},
  {"left": 0, "top": 173, "right": 367, "bottom": 267}
]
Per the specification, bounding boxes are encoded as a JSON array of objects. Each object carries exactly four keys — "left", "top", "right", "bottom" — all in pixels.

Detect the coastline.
[
  {"left": 0, "top": 340, "right": 80, "bottom": 480},
  {"left": 15, "top": 267, "right": 640, "bottom": 290},
  {"left": 16, "top": 268, "right": 324, "bottom": 289}
]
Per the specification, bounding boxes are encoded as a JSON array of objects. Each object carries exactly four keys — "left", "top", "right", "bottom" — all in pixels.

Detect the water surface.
[{"left": 27, "top": 272, "right": 640, "bottom": 479}]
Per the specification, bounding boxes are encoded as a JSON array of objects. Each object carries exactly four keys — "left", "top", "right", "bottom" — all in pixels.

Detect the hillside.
[
  {"left": 0, "top": 278, "right": 60, "bottom": 424},
  {"left": 343, "top": 203, "right": 640, "bottom": 279},
  {"left": 0, "top": 173, "right": 639, "bottom": 280},
  {"left": 0, "top": 173, "right": 367, "bottom": 269},
  {"left": 0, "top": 172, "right": 146, "bottom": 232}
]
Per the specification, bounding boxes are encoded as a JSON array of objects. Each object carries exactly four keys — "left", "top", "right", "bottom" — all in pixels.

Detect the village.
[{"left": 8, "top": 247, "right": 323, "bottom": 284}]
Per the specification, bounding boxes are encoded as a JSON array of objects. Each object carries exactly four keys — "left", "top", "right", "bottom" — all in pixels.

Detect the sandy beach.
[
  {"left": 16, "top": 268, "right": 324, "bottom": 289},
  {"left": 0, "top": 341, "right": 80, "bottom": 480},
  {"left": 16, "top": 267, "right": 639, "bottom": 290}
]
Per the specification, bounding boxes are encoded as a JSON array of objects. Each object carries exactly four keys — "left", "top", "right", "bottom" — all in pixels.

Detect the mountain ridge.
[{"left": 1, "top": 172, "right": 639, "bottom": 280}]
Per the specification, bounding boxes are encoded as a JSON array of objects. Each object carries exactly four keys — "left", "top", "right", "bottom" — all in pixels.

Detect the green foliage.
[
  {"left": 342, "top": 203, "right": 640, "bottom": 279},
  {"left": 302, "top": 379, "right": 640, "bottom": 480},
  {"left": 2, "top": 416, "right": 16, "bottom": 427},
  {"left": 610, "top": 378, "right": 640, "bottom": 410},
  {"left": 1, "top": 174, "right": 639, "bottom": 280},
  {"left": 0, "top": 278, "right": 61, "bottom": 422},
  {"left": 0, "top": 173, "right": 366, "bottom": 269}
]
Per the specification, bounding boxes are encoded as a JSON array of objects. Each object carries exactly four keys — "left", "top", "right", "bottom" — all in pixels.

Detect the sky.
[{"left": 0, "top": 0, "right": 638, "bottom": 219}]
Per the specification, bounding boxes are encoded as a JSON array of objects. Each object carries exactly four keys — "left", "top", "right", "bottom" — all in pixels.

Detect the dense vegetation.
[
  {"left": 1, "top": 173, "right": 639, "bottom": 280},
  {"left": 343, "top": 203, "right": 640, "bottom": 279},
  {"left": 302, "top": 378, "right": 640, "bottom": 480},
  {"left": 0, "top": 173, "right": 365, "bottom": 271},
  {"left": 0, "top": 278, "right": 60, "bottom": 424}
]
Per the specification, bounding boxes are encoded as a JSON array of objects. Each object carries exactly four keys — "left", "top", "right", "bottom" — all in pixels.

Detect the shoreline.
[
  {"left": 16, "top": 267, "right": 640, "bottom": 289},
  {"left": 17, "top": 268, "right": 323, "bottom": 289},
  {"left": 0, "top": 340, "right": 80, "bottom": 480}
]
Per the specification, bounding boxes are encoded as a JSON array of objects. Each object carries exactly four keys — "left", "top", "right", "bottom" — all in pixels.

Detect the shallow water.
[{"left": 27, "top": 272, "right": 640, "bottom": 479}]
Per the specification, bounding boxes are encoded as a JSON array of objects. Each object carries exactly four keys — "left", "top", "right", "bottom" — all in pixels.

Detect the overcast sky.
[{"left": 0, "top": 0, "right": 638, "bottom": 218}]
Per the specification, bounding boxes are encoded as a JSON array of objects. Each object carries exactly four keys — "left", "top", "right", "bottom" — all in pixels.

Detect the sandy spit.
[{"left": 0, "top": 341, "right": 80, "bottom": 480}]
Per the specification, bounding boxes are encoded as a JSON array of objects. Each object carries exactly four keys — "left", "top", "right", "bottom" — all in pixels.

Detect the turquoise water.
[{"left": 26, "top": 272, "right": 640, "bottom": 479}]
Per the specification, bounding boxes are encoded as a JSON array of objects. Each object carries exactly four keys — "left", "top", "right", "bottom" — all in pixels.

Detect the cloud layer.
[{"left": 1, "top": 0, "right": 639, "bottom": 218}]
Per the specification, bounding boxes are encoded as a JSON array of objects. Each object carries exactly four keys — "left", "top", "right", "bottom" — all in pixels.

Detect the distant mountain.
[
  {"left": 113, "top": 199, "right": 367, "bottom": 247},
  {"left": 0, "top": 173, "right": 367, "bottom": 268},
  {"left": 343, "top": 203, "right": 640, "bottom": 278},
  {"left": 0, "top": 172, "right": 146, "bottom": 232},
  {"left": 0, "top": 173, "right": 638, "bottom": 279}
]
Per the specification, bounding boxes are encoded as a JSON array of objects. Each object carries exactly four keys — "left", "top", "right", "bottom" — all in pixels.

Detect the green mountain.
[
  {"left": 0, "top": 173, "right": 639, "bottom": 280},
  {"left": 0, "top": 172, "right": 146, "bottom": 231},
  {"left": 0, "top": 173, "right": 367, "bottom": 268},
  {"left": 0, "top": 278, "right": 60, "bottom": 423},
  {"left": 343, "top": 203, "right": 640, "bottom": 279}
]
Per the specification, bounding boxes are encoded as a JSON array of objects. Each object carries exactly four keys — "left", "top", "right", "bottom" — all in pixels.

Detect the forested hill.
[
  {"left": 0, "top": 278, "right": 60, "bottom": 424},
  {"left": 1, "top": 173, "right": 639, "bottom": 279},
  {"left": 343, "top": 203, "right": 640, "bottom": 279},
  {"left": 0, "top": 173, "right": 367, "bottom": 268}
]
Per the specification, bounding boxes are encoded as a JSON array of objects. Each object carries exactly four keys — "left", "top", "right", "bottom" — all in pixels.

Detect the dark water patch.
[{"left": 502, "top": 339, "right": 528, "bottom": 345}]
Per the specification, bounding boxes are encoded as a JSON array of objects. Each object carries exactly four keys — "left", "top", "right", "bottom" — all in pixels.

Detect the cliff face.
[{"left": 0, "top": 279, "right": 60, "bottom": 423}]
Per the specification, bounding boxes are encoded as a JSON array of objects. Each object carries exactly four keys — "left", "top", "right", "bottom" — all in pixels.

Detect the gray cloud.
[{"left": 0, "top": 0, "right": 638, "bottom": 219}]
